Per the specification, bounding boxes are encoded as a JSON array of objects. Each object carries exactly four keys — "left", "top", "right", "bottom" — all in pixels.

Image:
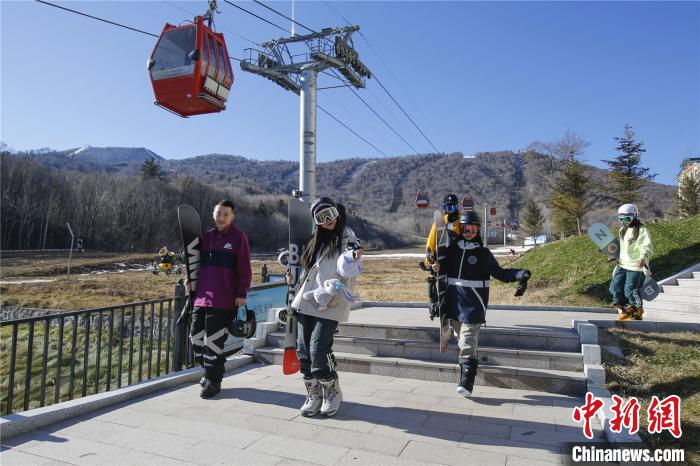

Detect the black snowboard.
[
  {"left": 176, "top": 204, "right": 202, "bottom": 325},
  {"left": 282, "top": 197, "right": 314, "bottom": 375}
]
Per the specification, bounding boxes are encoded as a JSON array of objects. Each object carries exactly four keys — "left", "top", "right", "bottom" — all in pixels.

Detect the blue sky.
[{"left": 1, "top": 1, "right": 698, "bottom": 185}]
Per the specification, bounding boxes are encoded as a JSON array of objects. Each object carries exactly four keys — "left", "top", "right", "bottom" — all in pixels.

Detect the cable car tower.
[{"left": 241, "top": 26, "right": 371, "bottom": 201}]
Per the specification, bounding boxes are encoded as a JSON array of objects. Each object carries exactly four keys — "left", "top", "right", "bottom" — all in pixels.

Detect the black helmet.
[
  {"left": 443, "top": 194, "right": 458, "bottom": 205},
  {"left": 228, "top": 308, "right": 257, "bottom": 339},
  {"left": 460, "top": 211, "right": 481, "bottom": 225}
]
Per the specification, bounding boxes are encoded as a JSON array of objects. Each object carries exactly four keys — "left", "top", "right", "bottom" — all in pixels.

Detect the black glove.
[{"left": 514, "top": 270, "right": 531, "bottom": 297}]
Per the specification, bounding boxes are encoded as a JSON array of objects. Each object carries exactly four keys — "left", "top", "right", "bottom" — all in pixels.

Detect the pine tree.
[
  {"left": 601, "top": 124, "right": 656, "bottom": 204},
  {"left": 678, "top": 175, "right": 700, "bottom": 218},
  {"left": 551, "top": 160, "right": 594, "bottom": 237},
  {"left": 140, "top": 157, "right": 164, "bottom": 180},
  {"left": 521, "top": 199, "right": 545, "bottom": 245}
]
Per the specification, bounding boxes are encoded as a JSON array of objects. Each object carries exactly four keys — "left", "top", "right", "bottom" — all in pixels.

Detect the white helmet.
[{"left": 617, "top": 203, "right": 638, "bottom": 217}]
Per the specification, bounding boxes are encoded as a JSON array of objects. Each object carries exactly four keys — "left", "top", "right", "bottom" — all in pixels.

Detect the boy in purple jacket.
[{"left": 190, "top": 200, "right": 252, "bottom": 398}]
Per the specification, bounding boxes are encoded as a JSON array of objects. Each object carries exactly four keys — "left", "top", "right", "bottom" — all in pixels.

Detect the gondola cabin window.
[{"left": 150, "top": 26, "right": 196, "bottom": 81}]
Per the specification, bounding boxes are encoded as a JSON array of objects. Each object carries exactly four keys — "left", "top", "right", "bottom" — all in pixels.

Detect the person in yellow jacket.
[
  {"left": 423, "top": 194, "right": 461, "bottom": 268},
  {"left": 609, "top": 203, "right": 653, "bottom": 320}
]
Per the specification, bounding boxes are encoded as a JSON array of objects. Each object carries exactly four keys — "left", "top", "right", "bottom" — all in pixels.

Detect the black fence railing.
[{"left": 1, "top": 285, "right": 190, "bottom": 416}]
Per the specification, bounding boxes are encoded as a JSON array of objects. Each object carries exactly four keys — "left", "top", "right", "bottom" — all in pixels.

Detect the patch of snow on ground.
[{"left": 0, "top": 279, "right": 57, "bottom": 284}]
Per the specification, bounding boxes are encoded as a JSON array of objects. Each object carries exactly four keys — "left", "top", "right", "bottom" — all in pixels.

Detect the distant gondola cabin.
[
  {"left": 461, "top": 195, "right": 474, "bottom": 212},
  {"left": 147, "top": 16, "right": 233, "bottom": 117},
  {"left": 415, "top": 191, "right": 430, "bottom": 209}
]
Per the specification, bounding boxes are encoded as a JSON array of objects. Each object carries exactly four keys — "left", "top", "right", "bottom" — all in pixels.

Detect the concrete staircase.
[
  {"left": 646, "top": 268, "right": 700, "bottom": 323},
  {"left": 254, "top": 322, "right": 587, "bottom": 396}
]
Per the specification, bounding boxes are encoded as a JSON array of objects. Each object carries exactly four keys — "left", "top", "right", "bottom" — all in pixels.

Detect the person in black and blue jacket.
[{"left": 432, "top": 211, "right": 530, "bottom": 398}]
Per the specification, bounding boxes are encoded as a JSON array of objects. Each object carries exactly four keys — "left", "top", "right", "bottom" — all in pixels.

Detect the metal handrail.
[
  {"left": 1, "top": 280, "right": 287, "bottom": 416},
  {"left": 1, "top": 295, "right": 178, "bottom": 415}
]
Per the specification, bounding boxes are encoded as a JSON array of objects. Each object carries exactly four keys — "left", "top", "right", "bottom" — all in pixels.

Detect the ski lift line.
[
  {"left": 34, "top": 0, "right": 158, "bottom": 37},
  {"left": 363, "top": 79, "right": 430, "bottom": 154},
  {"left": 226, "top": 0, "right": 419, "bottom": 156},
  {"left": 34, "top": 0, "right": 247, "bottom": 63},
  {"left": 253, "top": 0, "right": 316, "bottom": 35},
  {"left": 251, "top": 0, "right": 336, "bottom": 48},
  {"left": 222, "top": 0, "right": 290, "bottom": 34},
  {"left": 318, "top": 105, "right": 389, "bottom": 158},
  {"left": 162, "top": 0, "right": 261, "bottom": 46},
  {"left": 321, "top": 0, "right": 442, "bottom": 154},
  {"left": 329, "top": 68, "right": 422, "bottom": 156},
  {"left": 373, "top": 74, "right": 440, "bottom": 154},
  {"left": 323, "top": 90, "right": 405, "bottom": 156},
  {"left": 318, "top": 84, "right": 355, "bottom": 90}
]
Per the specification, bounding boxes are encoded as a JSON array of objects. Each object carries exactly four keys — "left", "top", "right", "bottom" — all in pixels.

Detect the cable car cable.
[
  {"left": 318, "top": 105, "right": 388, "bottom": 158},
  {"left": 240, "top": 1, "right": 421, "bottom": 156},
  {"left": 321, "top": 0, "right": 441, "bottom": 155},
  {"left": 329, "top": 69, "right": 422, "bottom": 156},
  {"left": 36, "top": 0, "right": 245, "bottom": 61},
  {"left": 34, "top": 0, "right": 158, "bottom": 37},
  {"left": 162, "top": 0, "right": 261, "bottom": 46},
  {"left": 252, "top": 0, "right": 316, "bottom": 35},
  {"left": 222, "top": 0, "right": 290, "bottom": 34},
  {"left": 220, "top": 0, "right": 399, "bottom": 159}
]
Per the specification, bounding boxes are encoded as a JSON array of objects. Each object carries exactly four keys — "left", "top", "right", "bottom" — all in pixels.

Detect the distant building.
[
  {"left": 678, "top": 158, "right": 700, "bottom": 182},
  {"left": 677, "top": 157, "right": 700, "bottom": 195}
]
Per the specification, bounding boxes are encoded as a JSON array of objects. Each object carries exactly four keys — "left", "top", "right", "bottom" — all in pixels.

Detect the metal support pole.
[
  {"left": 503, "top": 218, "right": 507, "bottom": 247},
  {"left": 299, "top": 67, "right": 317, "bottom": 202},
  {"left": 483, "top": 206, "right": 488, "bottom": 247},
  {"left": 172, "top": 283, "right": 188, "bottom": 371},
  {"left": 66, "top": 223, "right": 74, "bottom": 284}
]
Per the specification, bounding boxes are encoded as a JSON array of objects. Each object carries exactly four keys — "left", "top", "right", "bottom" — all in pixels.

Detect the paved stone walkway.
[{"left": 1, "top": 363, "right": 604, "bottom": 465}]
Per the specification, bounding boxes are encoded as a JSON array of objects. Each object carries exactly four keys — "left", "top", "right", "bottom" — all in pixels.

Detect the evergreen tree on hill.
[
  {"left": 521, "top": 198, "right": 545, "bottom": 245},
  {"left": 140, "top": 157, "right": 165, "bottom": 181},
  {"left": 678, "top": 174, "right": 700, "bottom": 219},
  {"left": 551, "top": 159, "right": 594, "bottom": 237},
  {"left": 602, "top": 124, "right": 656, "bottom": 204}
]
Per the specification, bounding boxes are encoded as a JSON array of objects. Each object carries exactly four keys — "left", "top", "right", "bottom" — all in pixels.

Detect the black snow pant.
[
  {"left": 297, "top": 313, "right": 339, "bottom": 381},
  {"left": 190, "top": 307, "right": 231, "bottom": 384}
]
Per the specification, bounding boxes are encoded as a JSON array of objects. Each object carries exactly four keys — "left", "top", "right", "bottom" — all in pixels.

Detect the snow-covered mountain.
[{"left": 65, "top": 146, "right": 163, "bottom": 165}]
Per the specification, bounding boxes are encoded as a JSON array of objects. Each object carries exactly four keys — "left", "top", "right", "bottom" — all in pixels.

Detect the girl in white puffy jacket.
[{"left": 289, "top": 197, "right": 363, "bottom": 417}]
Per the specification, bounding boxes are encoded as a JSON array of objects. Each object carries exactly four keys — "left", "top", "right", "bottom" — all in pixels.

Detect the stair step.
[
  {"left": 644, "top": 309, "right": 700, "bottom": 323},
  {"left": 676, "top": 278, "right": 700, "bottom": 289},
  {"left": 265, "top": 333, "right": 582, "bottom": 371},
  {"left": 652, "top": 294, "right": 700, "bottom": 306},
  {"left": 662, "top": 286, "right": 700, "bottom": 297},
  {"left": 645, "top": 300, "right": 700, "bottom": 313},
  {"left": 337, "top": 323, "right": 581, "bottom": 352},
  {"left": 693, "top": 272, "right": 700, "bottom": 279},
  {"left": 254, "top": 347, "right": 586, "bottom": 396}
]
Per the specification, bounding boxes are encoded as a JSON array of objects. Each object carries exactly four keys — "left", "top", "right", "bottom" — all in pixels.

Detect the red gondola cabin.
[
  {"left": 415, "top": 191, "right": 430, "bottom": 209},
  {"left": 147, "top": 16, "right": 233, "bottom": 117},
  {"left": 461, "top": 195, "right": 474, "bottom": 212}
]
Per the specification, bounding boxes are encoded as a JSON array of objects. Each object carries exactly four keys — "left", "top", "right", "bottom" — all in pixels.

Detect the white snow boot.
[
  {"left": 319, "top": 377, "right": 343, "bottom": 417},
  {"left": 300, "top": 377, "right": 323, "bottom": 417}
]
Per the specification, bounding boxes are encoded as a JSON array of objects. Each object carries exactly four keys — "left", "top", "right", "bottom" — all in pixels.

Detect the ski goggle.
[
  {"left": 313, "top": 206, "right": 339, "bottom": 225},
  {"left": 443, "top": 203, "right": 458, "bottom": 214},
  {"left": 460, "top": 223, "right": 479, "bottom": 234},
  {"left": 618, "top": 215, "right": 633, "bottom": 224}
]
